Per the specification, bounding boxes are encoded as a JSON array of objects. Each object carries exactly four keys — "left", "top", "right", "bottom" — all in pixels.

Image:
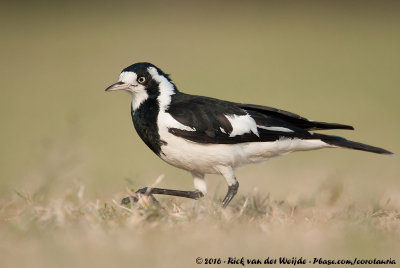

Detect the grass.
[{"left": 1, "top": 176, "right": 399, "bottom": 268}]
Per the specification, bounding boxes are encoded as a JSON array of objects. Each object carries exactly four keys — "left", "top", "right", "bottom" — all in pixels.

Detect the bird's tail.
[{"left": 312, "top": 134, "right": 394, "bottom": 156}]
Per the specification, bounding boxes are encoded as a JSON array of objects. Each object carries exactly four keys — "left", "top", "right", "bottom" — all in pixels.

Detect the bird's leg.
[
  {"left": 121, "top": 187, "right": 204, "bottom": 205},
  {"left": 192, "top": 172, "right": 207, "bottom": 196},
  {"left": 222, "top": 181, "right": 239, "bottom": 208},
  {"left": 218, "top": 166, "right": 239, "bottom": 208},
  {"left": 137, "top": 187, "right": 204, "bottom": 199}
]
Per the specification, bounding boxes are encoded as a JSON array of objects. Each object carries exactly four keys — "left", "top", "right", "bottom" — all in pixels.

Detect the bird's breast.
[{"left": 131, "top": 99, "right": 163, "bottom": 156}]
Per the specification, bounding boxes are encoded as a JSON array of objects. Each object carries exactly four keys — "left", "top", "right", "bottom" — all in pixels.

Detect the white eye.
[{"left": 137, "top": 76, "right": 146, "bottom": 84}]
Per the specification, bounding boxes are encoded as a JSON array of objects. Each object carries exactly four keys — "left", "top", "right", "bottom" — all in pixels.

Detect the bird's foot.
[
  {"left": 222, "top": 182, "right": 239, "bottom": 208},
  {"left": 121, "top": 187, "right": 204, "bottom": 206},
  {"left": 121, "top": 191, "right": 160, "bottom": 207}
]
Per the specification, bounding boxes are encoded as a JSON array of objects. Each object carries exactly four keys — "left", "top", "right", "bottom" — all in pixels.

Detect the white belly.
[{"left": 159, "top": 131, "right": 330, "bottom": 174}]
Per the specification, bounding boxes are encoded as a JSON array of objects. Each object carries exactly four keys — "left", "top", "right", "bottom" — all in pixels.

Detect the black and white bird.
[{"left": 106, "top": 62, "right": 393, "bottom": 207}]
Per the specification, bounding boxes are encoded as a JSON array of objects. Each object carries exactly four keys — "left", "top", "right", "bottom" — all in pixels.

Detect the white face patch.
[
  {"left": 118, "top": 71, "right": 149, "bottom": 111},
  {"left": 257, "top": 125, "right": 294, "bottom": 133},
  {"left": 119, "top": 71, "right": 137, "bottom": 84},
  {"left": 225, "top": 114, "right": 259, "bottom": 137}
]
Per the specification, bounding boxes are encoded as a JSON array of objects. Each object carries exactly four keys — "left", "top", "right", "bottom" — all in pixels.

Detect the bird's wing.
[
  {"left": 237, "top": 103, "right": 354, "bottom": 131},
  {"left": 165, "top": 94, "right": 317, "bottom": 144}
]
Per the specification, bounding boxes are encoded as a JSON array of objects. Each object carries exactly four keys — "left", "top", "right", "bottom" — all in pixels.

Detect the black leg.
[
  {"left": 121, "top": 187, "right": 204, "bottom": 205},
  {"left": 222, "top": 181, "right": 239, "bottom": 208}
]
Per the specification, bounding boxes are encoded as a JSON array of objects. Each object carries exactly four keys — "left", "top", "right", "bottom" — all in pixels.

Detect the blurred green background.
[
  {"left": 1, "top": 0, "right": 399, "bottom": 203},
  {"left": 1, "top": 1, "right": 400, "bottom": 267}
]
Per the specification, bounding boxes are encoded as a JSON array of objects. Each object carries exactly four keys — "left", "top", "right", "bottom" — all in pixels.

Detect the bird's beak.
[{"left": 105, "top": 81, "right": 130, "bottom": 92}]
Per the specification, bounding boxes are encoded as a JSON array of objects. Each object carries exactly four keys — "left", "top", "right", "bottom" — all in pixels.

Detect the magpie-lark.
[{"left": 106, "top": 62, "right": 393, "bottom": 207}]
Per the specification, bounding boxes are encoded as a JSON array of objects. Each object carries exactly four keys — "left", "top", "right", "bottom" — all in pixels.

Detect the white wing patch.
[
  {"left": 257, "top": 125, "right": 294, "bottom": 133},
  {"left": 225, "top": 114, "right": 259, "bottom": 137},
  {"left": 162, "top": 113, "right": 196, "bottom": 131}
]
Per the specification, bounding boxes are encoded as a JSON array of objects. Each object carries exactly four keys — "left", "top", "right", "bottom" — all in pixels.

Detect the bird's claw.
[{"left": 121, "top": 187, "right": 160, "bottom": 206}]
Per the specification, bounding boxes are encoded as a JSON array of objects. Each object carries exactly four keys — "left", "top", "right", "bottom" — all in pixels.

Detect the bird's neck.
[
  {"left": 131, "top": 98, "right": 163, "bottom": 156},
  {"left": 130, "top": 90, "right": 150, "bottom": 111},
  {"left": 156, "top": 78, "right": 179, "bottom": 113},
  {"left": 129, "top": 76, "right": 180, "bottom": 155}
]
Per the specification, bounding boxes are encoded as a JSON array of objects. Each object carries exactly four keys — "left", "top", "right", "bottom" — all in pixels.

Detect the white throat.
[
  {"left": 118, "top": 71, "right": 149, "bottom": 112},
  {"left": 131, "top": 90, "right": 149, "bottom": 111}
]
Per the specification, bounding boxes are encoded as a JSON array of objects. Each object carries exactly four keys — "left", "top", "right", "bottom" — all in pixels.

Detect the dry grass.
[{"left": 1, "top": 177, "right": 399, "bottom": 268}]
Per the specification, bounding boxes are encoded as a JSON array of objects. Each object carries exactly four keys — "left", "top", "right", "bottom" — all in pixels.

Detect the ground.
[{"left": 1, "top": 170, "right": 399, "bottom": 268}]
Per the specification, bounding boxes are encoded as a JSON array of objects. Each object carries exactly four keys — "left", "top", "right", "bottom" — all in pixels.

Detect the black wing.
[
  {"left": 166, "top": 94, "right": 320, "bottom": 144},
  {"left": 237, "top": 103, "right": 354, "bottom": 131}
]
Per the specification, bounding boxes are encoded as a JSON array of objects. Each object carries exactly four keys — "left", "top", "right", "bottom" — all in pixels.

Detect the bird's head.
[{"left": 106, "top": 62, "right": 177, "bottom": 111}]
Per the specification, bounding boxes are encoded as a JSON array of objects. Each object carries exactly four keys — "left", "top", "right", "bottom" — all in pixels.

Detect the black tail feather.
[
  {"left": 313, "top": 134, "right": 393, "bottom": 155},
  {"left": 310, "top": 121, "right": 354, "bottom": 131}
]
